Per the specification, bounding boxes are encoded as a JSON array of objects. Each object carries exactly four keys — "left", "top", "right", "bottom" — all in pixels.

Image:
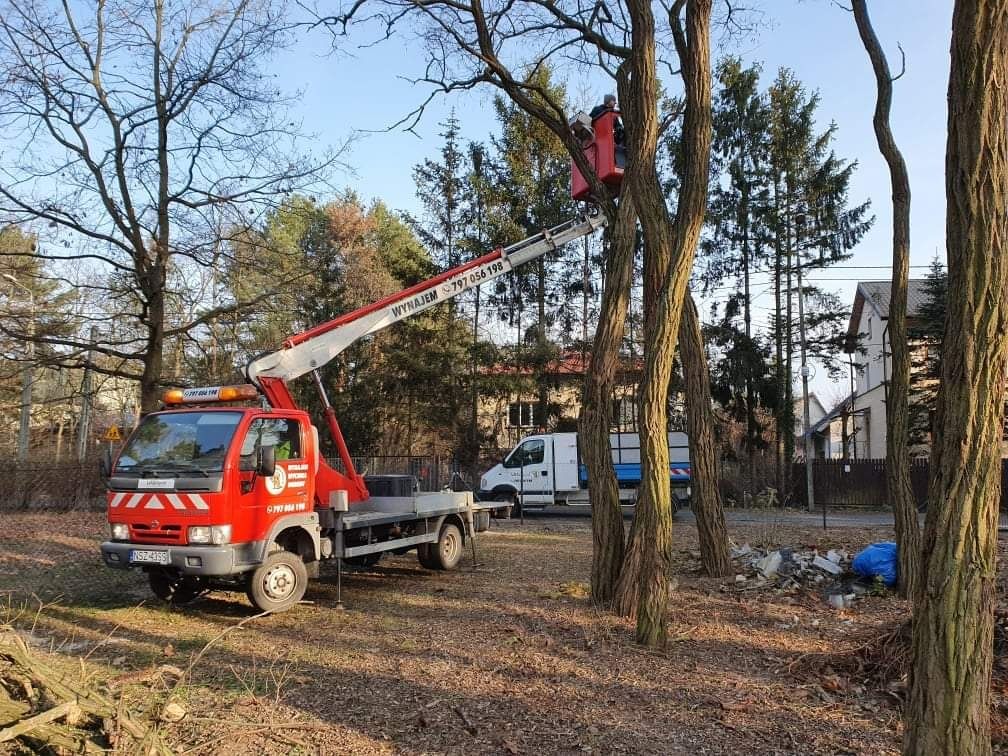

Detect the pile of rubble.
[{"left": 727, "top": 543, "right": 874, "bottom": 607}]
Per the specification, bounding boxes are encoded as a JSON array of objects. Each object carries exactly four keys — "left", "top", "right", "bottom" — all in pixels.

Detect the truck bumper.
[{"left": 100, "top": 541, "right": 262, "bottom": 576}]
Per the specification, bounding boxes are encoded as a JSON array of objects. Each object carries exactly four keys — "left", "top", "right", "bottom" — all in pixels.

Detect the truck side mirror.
[
  {"left": 99, "top": 447, "right": 112, "bottom": 480},
  {"left": 256, "top": 445, "right": 276, "bottom": 478}
]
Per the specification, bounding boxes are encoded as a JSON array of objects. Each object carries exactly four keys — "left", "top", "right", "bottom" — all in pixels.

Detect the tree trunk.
[
  {"left": 613, "top": 0, "right": 713, "bottom": 648},
  {"left": 139, "top": 285, "right": 165, "bottom": 414},
  {"left": 905, "top": 2, "right": 1008, "bottom": 752},
  {"left": 783, "top": 196, "right": 795, "bottom": 498},
  {"left": 679, "top": 293, "right": 731, "bottom": 576},
  {"left": 580, "top": 194, "right": 638, "bottom": 605},
  {"left": 852, "top": 0, "right": 921, "bottom": 601}
]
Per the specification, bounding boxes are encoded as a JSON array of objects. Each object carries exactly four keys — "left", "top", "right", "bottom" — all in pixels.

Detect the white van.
[{"left": 478, "top": 432, "right": 691, "bottom": 515}]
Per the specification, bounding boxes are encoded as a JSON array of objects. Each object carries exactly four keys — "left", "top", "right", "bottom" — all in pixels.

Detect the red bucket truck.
[{"left": 100, "top": 213, "right": 607, "bottom": 611}]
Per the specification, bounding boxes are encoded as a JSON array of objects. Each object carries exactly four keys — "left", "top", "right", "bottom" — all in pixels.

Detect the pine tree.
[
  {"left": 766, "top": 68, "right": 872, "bottom": 499},
  {"left": 484, "top": 66, "right": 580, "bottom": 430},
  {"left": 908, "top": 256, "right": 947, "bottom": 445},
  {"left": 408, "top": 113, "right": 474, "bottom": 457},
  {"left": 700, "top": 57, "right": 773, "bottom": 475}
]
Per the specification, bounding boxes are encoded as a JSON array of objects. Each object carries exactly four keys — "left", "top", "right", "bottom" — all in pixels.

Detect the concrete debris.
[
  {"left": 812, "top": 555, "right": 843, "bottom": 575},
  {"left": 726, "top": 542, "right": 875, "bottom": 606},
  {"left": 755, "top": 551, "right": 783, "bottom": 578}
]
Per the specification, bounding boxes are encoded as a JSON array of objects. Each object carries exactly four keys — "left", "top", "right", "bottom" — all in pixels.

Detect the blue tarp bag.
[{"left": 851, "top": 541, "right": 898, "bottom": 586}]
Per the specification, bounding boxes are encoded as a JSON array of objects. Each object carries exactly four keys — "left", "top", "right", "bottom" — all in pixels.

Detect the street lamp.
[{"left": 3, "top": 273, "right": 35, "bottom": 462}]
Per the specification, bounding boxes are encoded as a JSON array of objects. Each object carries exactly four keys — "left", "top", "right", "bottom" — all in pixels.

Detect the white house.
[
  {"left": 842, "top": 279, "right": 929, "bottom": 458},
  {"left": 794, "top": 393, "right": 845, "bottom": 459}
]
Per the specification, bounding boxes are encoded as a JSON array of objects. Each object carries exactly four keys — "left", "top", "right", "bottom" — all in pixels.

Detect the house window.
[
  {"left": 864, "top": 360, "right": 870, "bottom": 387},
  {"left": 507, "top": 402, "right": 543, "bottom": 428},
  {"left": 867, "top": 316, "right": 873, "bottom": 340},
  {"left": 611, "top": 397, "right": 638, "bottom": 429}
]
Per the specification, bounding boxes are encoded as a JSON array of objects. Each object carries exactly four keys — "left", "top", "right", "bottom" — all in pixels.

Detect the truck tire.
[
  {"left": 416, "top": 543, "right": 438, "bottom": 569},
  {"left": 429, "top": 523, "right": 464, "bottom": 571},
  {"left": 148, "top": 571, "right": 203, "bottom": 605},
  {"left": 245, "top": 550, "right": 308, "bottom": 612},
  {"left": 491, "top": 492, "right": 514, "bottom": 519}
]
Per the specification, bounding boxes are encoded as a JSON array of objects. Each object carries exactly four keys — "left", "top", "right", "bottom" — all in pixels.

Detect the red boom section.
[
  {"left": 258, "top": 376, "right": 369, "bottom": 505},
  {"left": 285, "top": 246, "right": 505, "bottom": 348}
]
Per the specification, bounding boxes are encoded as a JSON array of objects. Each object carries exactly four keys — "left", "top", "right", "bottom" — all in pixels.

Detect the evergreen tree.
[
  {"left": 408, "top": 113, "right": 475, "bottom": 458},
  {"left": 766, "top": 68, "right": 872, "bottom": 496},
  {"left": 484, "top": 67, "right": 583, "bottom": 429},
  {"left": 699, "top": 58, "right": 773, "bottom": 466},
  {"left": 908, "top": 256, "right": 948, "bottom": 445}
]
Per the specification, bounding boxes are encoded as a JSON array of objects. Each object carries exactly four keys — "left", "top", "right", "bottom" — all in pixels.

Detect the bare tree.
[
  {"left": 327, "top": 0, "right": 736, "bottom": 628},
  {"left": 0, "top": 0, "right": 339, "bottom": 411},
  {"left": 850, "top": 0, "right": 920, "bottom": 601},
  {"left": 324, "top": 0, "right": 639, "bottom": 604},
  {"left": 611, "top": 0, "right": 714, "bottom": 645},
  {"left": 905, "top": 0, "right": 1008, "bottom": 751}
]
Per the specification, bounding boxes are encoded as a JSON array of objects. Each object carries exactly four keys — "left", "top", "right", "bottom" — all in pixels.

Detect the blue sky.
[{"left": 274, "top": 1, "right": 954, "bottom": 399}]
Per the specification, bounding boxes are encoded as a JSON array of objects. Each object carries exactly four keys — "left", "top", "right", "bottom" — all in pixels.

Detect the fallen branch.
[{"left": 0, "top": 700, "right": 77, "bottom": 742}]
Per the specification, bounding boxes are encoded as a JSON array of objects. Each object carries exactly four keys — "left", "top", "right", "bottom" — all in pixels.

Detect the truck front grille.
[{"left": 130, "top": 523, "right": 184, "bottom": 544}]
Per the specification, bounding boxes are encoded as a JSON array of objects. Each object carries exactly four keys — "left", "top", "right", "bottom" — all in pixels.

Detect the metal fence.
[
  {"left": 24, "top": 453, "right": 1007, "bottom": 513},
  {"left": 793, "top": 458, "right": 1008, "bottom": 509},
  {"left": 0, "top": 459, "right": 107, "bottom": 511},
  {"left": 0, "top": 454, "right": 491, "bottom": 512}
]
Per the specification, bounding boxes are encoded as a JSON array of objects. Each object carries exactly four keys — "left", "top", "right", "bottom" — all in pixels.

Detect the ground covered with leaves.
[{"left": 0, "top": 507, "right": 975, "bottom": 755}]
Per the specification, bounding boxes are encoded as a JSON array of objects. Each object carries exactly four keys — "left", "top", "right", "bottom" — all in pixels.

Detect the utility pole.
[
  {"left": 3, "top": 273, "right": 34, "bottom": 463},
  {"left": 77, "top": 326, "right": 98, "bottom": 461},
  {"left": 797, "top": 261, "right": 815, "bottom": 513},
  {"left": 793, "top": 215, "right": 815, "bottom": 514}
]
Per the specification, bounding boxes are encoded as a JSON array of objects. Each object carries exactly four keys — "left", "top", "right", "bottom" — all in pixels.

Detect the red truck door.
[{"left": 233, "top": 416, "right": 312, "bottom": 543}]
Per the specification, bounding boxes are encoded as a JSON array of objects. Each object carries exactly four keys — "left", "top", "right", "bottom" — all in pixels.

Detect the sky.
[{"left": 272, "top": 0, "right": 955, "bottom": 402}]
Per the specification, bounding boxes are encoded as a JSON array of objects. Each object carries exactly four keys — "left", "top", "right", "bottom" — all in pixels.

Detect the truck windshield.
[{"left": 115, "top": 412, "right": 243, "bottom": 475}]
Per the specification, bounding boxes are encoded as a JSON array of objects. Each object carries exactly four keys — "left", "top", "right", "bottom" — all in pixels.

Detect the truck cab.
[{"left": 101, "top": 400, "right": 324, "bottom": 608}]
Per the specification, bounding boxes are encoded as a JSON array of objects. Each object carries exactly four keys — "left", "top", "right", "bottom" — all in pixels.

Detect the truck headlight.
[
  {"left": 188, "top": 525, "right": 231, "bottom": 545},
  {"left": 110, "top": 523, "right": 129, "bottom": 541}
]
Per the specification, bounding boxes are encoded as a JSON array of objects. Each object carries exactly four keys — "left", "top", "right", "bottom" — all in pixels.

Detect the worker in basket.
[{"left": 590, "top": 94, "right": 625, "bottom": 150}]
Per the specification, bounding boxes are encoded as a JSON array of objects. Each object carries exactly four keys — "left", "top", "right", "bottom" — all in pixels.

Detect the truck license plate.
[{"left": 130, "top": 549, "right": 169, "bottom": 565}]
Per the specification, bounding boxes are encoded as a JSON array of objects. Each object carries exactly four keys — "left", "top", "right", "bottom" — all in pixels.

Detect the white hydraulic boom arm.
[{"left": 247, "top": 211, "right": 607, "bottom": 386}]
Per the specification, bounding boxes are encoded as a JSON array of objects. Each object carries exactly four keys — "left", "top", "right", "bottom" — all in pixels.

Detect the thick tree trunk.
[
  {"left": 613, "top": 0, "right": 713, "bottom": 648},
  {"left": 904, "top": 3, "right": 1008, "bottom": 753},
  {"left": 139, "top": 285, "right": 165, "bottom": 414},
  {"left": 679, "top": 293, "right": 731, "bottom": 577},
  {"left": 580, "top": 194, "right": 638, "bottom": 605},
  {"left": 852, "top": 0, "right": 921, "bottom": 601}
]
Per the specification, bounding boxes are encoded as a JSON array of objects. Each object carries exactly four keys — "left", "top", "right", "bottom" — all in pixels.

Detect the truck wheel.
[
  {"left": 245, "top": 550, "right": 308, "bottom": 612},
  {"left": 492, "top": 492, "right": 516, "bottom": 519},
  {"left": 429, "top": 523, "right": 464, "bottom": 571},
  {"left": 148, "top": 571, "right": 203, "bottom": 605},
  {"left": 416, "top": 543, "right": 437, "bottom": 569}
]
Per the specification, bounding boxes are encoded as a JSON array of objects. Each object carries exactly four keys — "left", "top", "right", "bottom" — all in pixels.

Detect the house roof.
[
  {"left": 844, "top": 279, "right": 929, "bottom": 352},
  {"left": 482, "top": 350, "right": 642, "bottom": 378}
]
